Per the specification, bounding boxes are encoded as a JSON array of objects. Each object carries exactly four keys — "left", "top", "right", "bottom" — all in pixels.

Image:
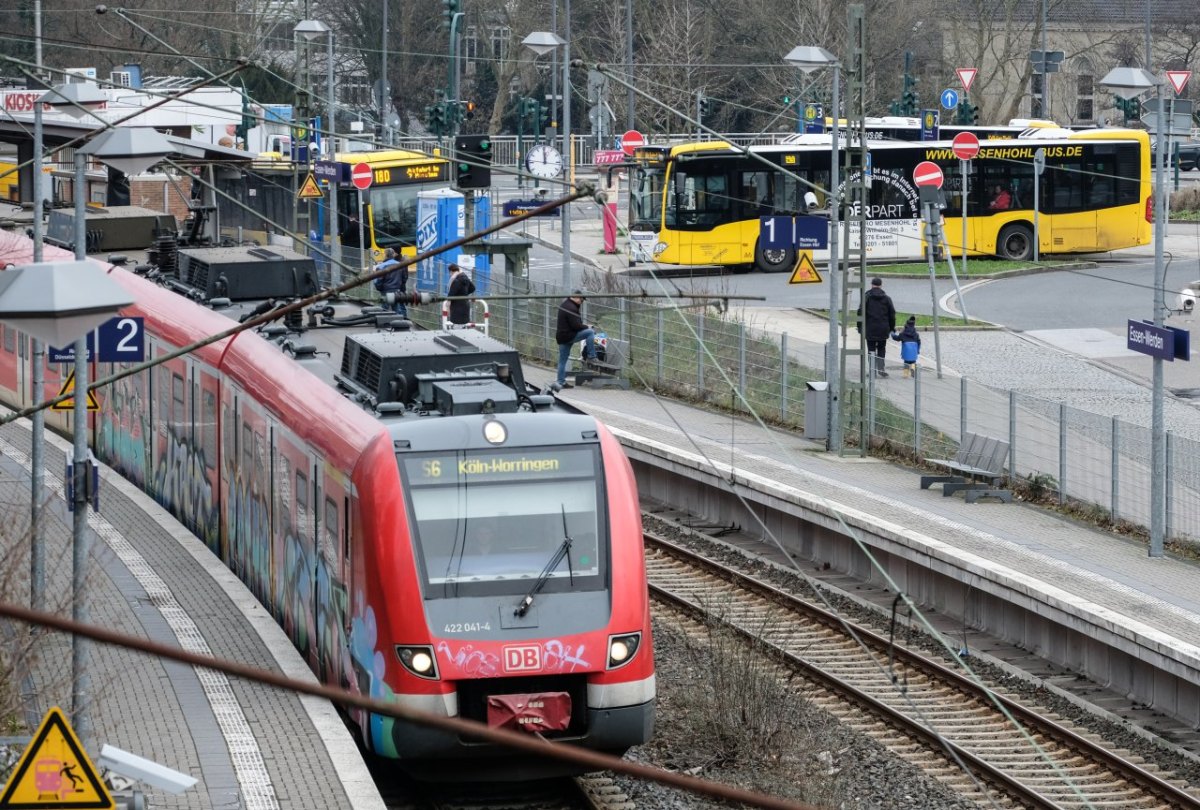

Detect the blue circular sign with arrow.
[{"left": 941, "top": 88, "right": 960, "bottom": 110}]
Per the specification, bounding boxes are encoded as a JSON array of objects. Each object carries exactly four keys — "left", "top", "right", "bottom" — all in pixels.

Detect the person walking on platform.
[
  {"left": 858, "top": 277, "right": 896, "bottom": 378},
  {"left": 555, "top": 289, "right": 598, "bottom": 389},
  {"left": 373, "top": 248, "right": 408, "bottom": 318},
  {"left": 892, "top": 315, "right": 922, "bottom": 377},
  {"left": 447, "top": 263, "right": 476, "bottom": 325}
]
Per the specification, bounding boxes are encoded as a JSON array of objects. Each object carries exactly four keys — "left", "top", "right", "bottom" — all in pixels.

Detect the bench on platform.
[{"left": 920, "top": 431, "right": 1012, "bottom": 503}]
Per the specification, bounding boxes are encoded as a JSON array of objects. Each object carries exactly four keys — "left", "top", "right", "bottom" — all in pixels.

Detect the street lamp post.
[
  {"left": 523, "top": 30, "right": 573, "bottom": 289},
  {"left": 27, "top": 82, "right": 108, "bottom": 615},
  {"left": 1100, "top": 66, "right": 1166, "bottom": 557},
  {"left": 785, "top": 47, "right": 841, "bottom": 452},
  {"left": 0, "top": 260, "right": 134, "bottom": 737},
  {"left": 295, "top": 20, "right": 339, "bottom": 281}
]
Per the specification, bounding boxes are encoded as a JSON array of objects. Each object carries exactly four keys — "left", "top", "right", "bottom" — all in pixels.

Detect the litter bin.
[{"left": 804, "top": 381, "right": 829, "bottom": 440}]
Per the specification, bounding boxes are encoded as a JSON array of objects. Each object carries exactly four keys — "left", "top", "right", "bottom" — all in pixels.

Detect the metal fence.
[{"left": 400, "top": 284, "right": 1197, "bottom": 545}]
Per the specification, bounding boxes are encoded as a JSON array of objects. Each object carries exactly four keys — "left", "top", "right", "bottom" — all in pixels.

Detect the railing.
[
  {"left": 383, "top": 132, "right": 794, "bottom": 170},
  {"left": 396, "top": 280, "right": 1198, "bottom": 547}
]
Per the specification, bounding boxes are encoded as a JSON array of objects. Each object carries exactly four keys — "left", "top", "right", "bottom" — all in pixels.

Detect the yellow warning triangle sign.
[
  {"left": 297, "top": 172, "right": 324, "bottom": 199},
  {"left": 51, "top": 371, "right": 100, "bottom": 412},
  {"left": 0, "top": 706, "right": 114, "bottom": 808},
  {"left": 788, "top": 250, "right": 823, "bottom": 284}
]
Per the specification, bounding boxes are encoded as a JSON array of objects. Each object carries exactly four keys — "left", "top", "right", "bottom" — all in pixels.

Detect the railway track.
[
  {"left": 379, "top": 772, "right": 633, "bottom": 809},
  {"left": 644, "top": 531, "right": 1200, "bottom": 809}
]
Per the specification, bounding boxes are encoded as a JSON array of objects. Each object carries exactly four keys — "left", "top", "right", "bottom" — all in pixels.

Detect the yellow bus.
[
  {"left": 628, "top": 128, "right": 1152, "bottom": 272},
  {"left": 229, "top": 148, "right": 450, "bottom": 263}
]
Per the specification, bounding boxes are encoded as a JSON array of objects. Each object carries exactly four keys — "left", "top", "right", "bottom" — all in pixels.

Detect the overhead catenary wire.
[{"left": 589, "top": 64, "right": 1104, "bottom": 808}]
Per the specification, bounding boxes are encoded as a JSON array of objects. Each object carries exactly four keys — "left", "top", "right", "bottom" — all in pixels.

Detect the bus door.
[
  {"left": 1042, "top": 161, "right": 1098, "bottom": 253},
  {"left": 666, "top": 161, "right": 742, "bottom": 265}
]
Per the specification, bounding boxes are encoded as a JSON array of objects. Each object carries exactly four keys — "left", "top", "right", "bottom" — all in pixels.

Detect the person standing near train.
[
  {"left": 374, "top": 248, "right": 408, "bottom": 317},
  {"left": 447, "top": 263, "right": 476, "bottom": 325}
]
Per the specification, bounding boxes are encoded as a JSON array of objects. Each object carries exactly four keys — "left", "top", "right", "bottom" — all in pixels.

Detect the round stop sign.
[
  {"left": 351, "top": 162, "right": 373, "bottom": 190},
  {"left": 620, "top": 130, "right": 646, "bottom": 156},
  {"left": 913, "top": 160, "right": 944, "bottom": 189},
  {"left": 951, "top": 131, "right": 981, "bottom": 161}
]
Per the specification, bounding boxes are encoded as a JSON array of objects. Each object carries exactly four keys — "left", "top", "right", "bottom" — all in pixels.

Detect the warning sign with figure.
[
  {"left": 51, "top": 371, "right": 100, "bottom": 412},
  {"left": 0, "top": 706, "right": 113, "bottom": 808}
]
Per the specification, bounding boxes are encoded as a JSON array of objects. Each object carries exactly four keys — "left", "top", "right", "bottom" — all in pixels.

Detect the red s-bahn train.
[{"left": 0, "top": 234, "right": 655, "bottom": 778}]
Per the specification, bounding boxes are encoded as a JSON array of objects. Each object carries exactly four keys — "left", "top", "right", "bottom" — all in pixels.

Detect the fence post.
[
  {"left": 867, "top": 367, "right": 876, "bottom": 442},
  {"left": 738, "top": 322, "right": 746, "bottom": 399},
  {"left": 1111, "top": 417, "right": 1120, "bottom": 523},
  {"left": 781, "top": 332, "right": 789, "bottom": 421},
  {"left": 1165, "top": 431, "right": 1174, "bottom": 543},
  {"left": 697, "top": 312, "right": 705, "bottom": 391},
  {"left": 1058, "top": 402, "right": 1067, "bottom": 506},
  {"left": 914, "top": 363, "right": 922, "bottom": 456},
  {"left": 657, "top": 308, "right": 664, "bottom": 384},
  {"left": 543, "top": 289, "right": 551, "bottom": 364},
  {"left": 619, "top": 297, "right": 628, "bottom": 345},
  {"left": 1008, "top": 390, "right": 1017, "bottom": 482},
  {"left": 960, "top": 377, "right": 968, "bottom": 441}
]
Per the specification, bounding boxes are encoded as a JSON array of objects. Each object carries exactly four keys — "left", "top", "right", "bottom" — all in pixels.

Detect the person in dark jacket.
[
  {"left": 554, "top": 289, "right": 598, "bottom": 388},
  {"left": 373, "top": 248, "right": 408, "bottom": 317},
  {"left": 340, "top": 214, "right": 361, "bottom": 247},
  {"left": 446, "top": 263, "right": 476, "bottom": 325},
  {"left": 891, "top": 315, "right": 921, "bottom": 377},
  {"left": 858, "top": 277, "right": 897, "bottom": 377}
]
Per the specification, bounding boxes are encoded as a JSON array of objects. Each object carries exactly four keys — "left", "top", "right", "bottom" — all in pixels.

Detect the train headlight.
[
  {"left": 482, "top": 419, "right": 507, "bottom": 444},
  {"left": 395, "top": 645, "right": 440, "bottom": 680},
  {"left": 606, "top": 632, "right": 642, "bottom": 669}
]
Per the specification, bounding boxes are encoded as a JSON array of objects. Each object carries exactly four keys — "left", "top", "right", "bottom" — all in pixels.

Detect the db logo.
[{"left": 503, "top": 645, "right": 541, "bottom": 672}]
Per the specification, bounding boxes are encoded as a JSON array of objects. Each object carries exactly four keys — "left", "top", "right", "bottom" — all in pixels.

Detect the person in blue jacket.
[
  {"left": 373, "top": 248, "right": 408, "bottom": 317},
  {"left": 892, "top": 315, "right": 921, "bottom": 377}
]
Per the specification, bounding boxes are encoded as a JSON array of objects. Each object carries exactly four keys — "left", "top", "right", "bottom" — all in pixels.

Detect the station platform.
[{"left": 0, "top": 416, "right": 384, "bottom": 810}]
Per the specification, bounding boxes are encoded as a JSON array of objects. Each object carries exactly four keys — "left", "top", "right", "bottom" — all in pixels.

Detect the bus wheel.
[
  {"left": 997, "top": 224, "right": 1034, "bottom": 261},
  {"left": 754, "top": 241, "right": 796, "bottom": 273}
]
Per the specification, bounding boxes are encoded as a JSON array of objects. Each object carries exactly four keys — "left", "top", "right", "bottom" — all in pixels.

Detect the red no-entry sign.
[
  {"left": 351, "top": 162, "right": 373, "bottom": 190},
  {"left": 913, "top": 161, "right": 944, "bottom": 188},
  {"left": 952, "top": 132, "right": 981, "bottom": 161},
  {"left": 620, "top": 130, "right": 645, "bottom": 156}
]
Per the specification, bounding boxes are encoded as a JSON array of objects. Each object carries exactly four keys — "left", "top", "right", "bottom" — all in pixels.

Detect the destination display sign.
[{"left": 406, "top": 447, "right": 595, "bottom": 484}]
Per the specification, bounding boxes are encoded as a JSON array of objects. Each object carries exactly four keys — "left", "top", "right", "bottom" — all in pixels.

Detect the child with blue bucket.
[{"left": 892, "top": 316, "right": 921, "bottom": 377}]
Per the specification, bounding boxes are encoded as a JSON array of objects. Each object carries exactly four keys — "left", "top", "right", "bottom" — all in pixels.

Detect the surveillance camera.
[
  {"left": 95, "top": 4, "right": 107, "bottom": 13},
  {"left": 803, "top": 191, "right": 819, "bottom": 211},
  {"left": 97, "top": 745, "right": 197, "bottom": 795},
  {"left": 1180, "top": 283, "right": 1199, "bottom": 313}
]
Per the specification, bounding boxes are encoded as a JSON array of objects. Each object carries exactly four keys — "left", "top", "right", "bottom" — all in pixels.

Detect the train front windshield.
[{"left": 400, "top": 446, "right": 607, "bottom": 597}]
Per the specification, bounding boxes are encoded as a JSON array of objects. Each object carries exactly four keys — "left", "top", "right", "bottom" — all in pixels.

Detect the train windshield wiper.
[{"left": 514, "top": 507, "right": 575, "bottom": 617}]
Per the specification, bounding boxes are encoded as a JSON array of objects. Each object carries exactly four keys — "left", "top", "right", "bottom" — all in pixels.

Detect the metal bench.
[{"left": 921, "top": 431, "right": 1012, "bottom": 503}]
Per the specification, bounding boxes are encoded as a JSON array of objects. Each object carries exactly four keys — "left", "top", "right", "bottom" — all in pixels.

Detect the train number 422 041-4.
[{"left": 444, "top": 622, "right": 492, "bottom": 633}]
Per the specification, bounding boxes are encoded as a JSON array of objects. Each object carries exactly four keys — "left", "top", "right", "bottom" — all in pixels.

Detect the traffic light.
[
  {"left": 441, "top": 0, "right": 460, "bottom": 27},
  {"left": 698, "top": 96, "right": 711, "bottom": 118},
  {"left": 956, "top": 99, "right": 977, "bottom": 126},
  {"left": 1114, "top": 96, "right": 1138, "bottom": 123},
  {"left": 901, "top": 74, "right": 919, "bottom": 116},
  {"left": 236, "top": 91, "right": 255, "bottom": 146},
  {"left": 537, "top": 102, "right": 549, "bottom": 130},
  {"left": 455, "top": 133, "right": 492, "bottom": 189},
  {"left": 426, "top": 103, "right": 445, "bottom": 136},
  {"left": 464, "top": 100, "right": 476, "bottom": 120}
]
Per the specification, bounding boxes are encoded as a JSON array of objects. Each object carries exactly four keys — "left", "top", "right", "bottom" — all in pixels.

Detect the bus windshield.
[{"left": 630, "top": 166, "right": 664, "bottom": 230}]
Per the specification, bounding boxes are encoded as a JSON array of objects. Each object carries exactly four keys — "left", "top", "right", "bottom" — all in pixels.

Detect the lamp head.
[
  {"left": 79, "top": 127, "right": 173, "bottom": 176},
  {"left": 1098, "top": 66, "right": 1157, "bottom": 97},
  {"left": 39, "top": 82, "right": 107, "bottom": 119},
  {"left": 293, "top": 19, "right": 331, "bottom": 41},
  {"left": 522, "top": 31, "right": 565, "bottom": 57},
  {"left": 784, "top": 46, "right": 838, "bottom": 74}
]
